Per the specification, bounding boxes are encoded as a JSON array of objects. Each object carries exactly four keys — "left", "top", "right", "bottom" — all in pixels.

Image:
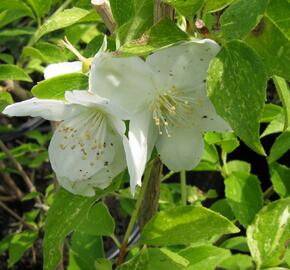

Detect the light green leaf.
[
  {"left": 0, "top": 27, "right": 34, "bottom": 38},
  {"left": 68, "top": 231, "right": 104, "bottom": 270},
  {"left": 246, "top": 17, "right": 290, "bottom": 81},
  {"left": 179, "top": 245, "right": 230, "bottom": 270},
  {"left": 273, "top": 76, "right": 290, "bottom": 130},
  {"left": 117, "top": 0, "right": 153, "bottom": 44},
  {"left": 163, "top": 0, "right": 204, "bottom": 18},
  {"left": 0, "top": 0, "right": 34, "bottom": 19},
  {"left": 261, "top": 113, "right": 285, "bottom": 138},
  {"left": 220, "top": 0, "right": 268, "bottom": 40},
  {"left": 140, "top": 205, "right": 239, "bottom": 246},
  {"left": 221, "top": 236, "right": 249, "bottom": 253},
  {"left": 8, "top": 231, "right": 38, "bottom": 267},
  {"left": 226, "top": 160, "right": 251, "bottom": 175},
  {"left": 268, "top": 131, "right": 290, "bottom": 163},
  {"left": 204, "top": 0, "right": 234, "bottom": 13},
  {"left": 260, "top": 104, "right": 283, "bottom": 123},
  {"left": 120, "top": 19, "right": 189, "bottom": 56},
  {"left": 22, "top": 192, "right": 42, "bottom": 201},
  {"left": 204, "top": 132, "right": 240, "bottom": 153},
  {"left": 109, "top": 0, "right": 135, "bottom": 26},
  {"left": 94, "top": 259, "right": 112, "bottom": 270},
  {"left": 225, "top": 172, "right": 263, "bottom": 227},
  {"left": 31, "top": 73, "right": 88, "bottom": 100},
  {"left": 247, "top": 198, "right": 290, "bottom": 268},
  {"left": 0, "top": 64, "right": 32, "bottom": 82},
  {"left": 43, "top": 189, "right": 96, "bottom": 270},
  {"left": 34, "top": 8, "right": 90, "bottom": 41},
  {"left": 0, "top": 91, "right": 13, "bottom": 112},
  {"left": 0, "top": 9, "right": 32, "bottom": 29},
  {"left": 207, "top": 40, "right": 267, "bottom": 155},
  {"left": 270, "top": 163, "right": 290, "bottom": 198},
  {"left": 219, "top": 254, "right": 254, "bottom": 270},
  {"left": 77, "top": 202, "right": 115, "bottom": 236},
  {"left": 117, "top": 247, "right": 149, "bottom": 270},
  {"left": 0, "top": 53, "right": 14, "bottom": 64}
]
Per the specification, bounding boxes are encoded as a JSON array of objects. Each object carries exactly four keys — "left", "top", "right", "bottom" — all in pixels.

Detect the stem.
[
  {"left": 221, "top": 150, "right": 229, "bottom": 176},
  {"left": 264, "top": 186, "right": 274, "bottom": 200},
  {"left": 0, "top": 140, "right": 42, "bottom": 204},
  {"left": 116, "top": 160, "right": 154, "bottom": 265},
  {"left": 54, "top": 0, "right": 74, "bottom": 16},
  {"left": 110, "top": 234, "right": 121, "bottom": 249},
  {"left": 180, "top": 170, "right": 187, "bottom": 205},
  {"left": 161, "top": 171, "right": 175, "bottom": 182}
]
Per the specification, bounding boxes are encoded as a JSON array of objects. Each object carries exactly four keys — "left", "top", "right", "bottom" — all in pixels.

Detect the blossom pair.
[{"left": 3, "top": 39, "right": 230, "bottom": 196}]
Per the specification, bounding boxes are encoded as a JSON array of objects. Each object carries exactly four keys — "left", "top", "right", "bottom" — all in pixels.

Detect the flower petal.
[
  {"left": 49, "top": 109, "right": 118, "bottom": 181},
  {"left": 44, "top": 61, "right": 82, "bottom": 79},
  {"left": 156, "top": 126, "right": 204, "bottom": 171},
  {"left": 89, "top": 52, "right": 154, "bottom": 114},
  {"left": 65, "top": 90, "right": 130, "bottom": 120},
  {"left": 57, "top": 133, "right": 126, "bottom": 196},
  {"left": 146, "top": 39, "right": 220, "bottom": 92},
  {"left": 2, "top": 98, "right": 75, "bottom": 121},
  {"left": 193, "top": 98, "right": 232, "bottom": 132},
  {"left": 123, "top": 111, "right": 157, "bottom": 194}
]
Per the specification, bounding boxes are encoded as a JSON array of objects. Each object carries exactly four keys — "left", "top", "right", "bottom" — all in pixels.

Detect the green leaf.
[
  {"left": 0, "top": 91, "right": 13, "bottom": 112},
  {"left": 120, "top": 19, "right": 189, "bottom": 56},
  {"left": 0, "top": 0, "right": 34, "bottom": 19},
  {"left": 225, "top": 172, "right": 263, "bottom": 227},
  {"left": 25, "top": 0, "right": 51, "bottom": 19},
  {"left": 22, "top": 42, "right": 68, "bottom": 64},
  {"left": 221, "top": 236, "right": 249, "bottom": 253},
  {"left": 270, "top": 163, "right": 290, "bottom": 198},
  {"left": 219, "top": 254, "right": 254, "bottom": 270},
  {"left": 268, "top": 131, "right": 290, "bottom": 163},
  {"left": 117, "top": 0, "right": 153, "bottom": 44},
  {"left": 22, "top": 191, "right": 42, "bottom": 201},
  {"left": 31, "top": 73, "right": 88, "bottom": 100},
  {"left": 225, "top": 160, "right": 251, "bottom": 175},
  {"left": 245, "top": 17, "right": 290, "bottom": 81},
  {"left": 77, "top": 202, "right": 115, "bottom": 236},
  {"left": 0, "top": 53, "right": 14, "bottom": 64},
  {"left": 68, "top": 231, "right": 104, "bottom": 270},
  {"left": 178, "top": 245, "right": 230, "bottom": 270},
  {"left": 43, "top": 189, "right": 96, "bottom": 270},
  {"left": 203, "top": 0, "right": 234, "bottom": 13},
  {"left": 109, "top": 0, "right": 135, "bottom": 26},
  {"left": 204, "top": 132, "right": 240, "bottom": 153},
  {"left": 261, "top": 113, "right": 285, "bottom": 138},
  {"left": 117, "top": 247, "right": 149, "bottom": 270},
  {"left": 247, "top": 198, "right": 290, "bottom": 268},
  {"left": 140, "top": 205, "right": 239, "bottom": 246},
  {"left": 220, "top": 0, "right": 268, "bottom": 40},
  {"left": 0, "top": 27, "right": 34, "bottom": 38},
  {"left": 8, "top": 231, "right": 38, "bottom": 267},
  {"left": 273, "top": 76, "right": 290, "bottom": 130},
  {"left": 163, "top": 0, "right": 204, "bottom": 18},
  {"left": 260, "top": 104, "right": 283, "bottom": 123},
  {"left": 94, "top": 259, "right": 112, "bottom": 270},
  {"left": 34, "top": 8, "right": 90, "bottom": 41},
  {"left": 0, "top": 64, "right": 32, "bottom": 82},
  {"left": 0, "top": 234, "right": 13, "bottom": 255},
  {"left": 207, "top": 40, "right": 267, "bottom": 155},
  {"left": 210, "top": 199, "right": 235, "bottom": 220}
]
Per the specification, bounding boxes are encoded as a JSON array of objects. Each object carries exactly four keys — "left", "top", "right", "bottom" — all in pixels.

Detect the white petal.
[
  {"left": 44, "top": 61, "right": 82, "bottom": 79},
  {"left": 123, "top": 111, "right": 157, "bottom": 194},
  {"left": 193, "top": 98, "right": 232, "bottom": 132},
  {"left": 146, "top": 39, "right": 220, "bottom": 92},
  {"left": 65, "top": 90, "right": 130, "bottom": 120},
  {"left": 156, "top": 126, "right": 204, "bottom": 171},
  {"left": 57, "top": 133, "right": 126, "bottom": 196},
  {"left": 2, "top": 98, "right": 75, "bottom": 121},
  {"left": 49, "top": 110, "right": 117, "bottom": 181},
  {"left": 89, "top": 52, "right": 154, "bottom": 114}
]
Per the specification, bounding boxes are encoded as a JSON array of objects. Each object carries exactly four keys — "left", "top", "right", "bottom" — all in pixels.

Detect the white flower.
[
  {"left": 3, "top": 90, "right": 127, "bottom": 197},
  {"left": 44, "top": 61, "right": 82, "bottom": 79},
  {"left": 89, "top": 39, "right": 231, "bottom": 193}
]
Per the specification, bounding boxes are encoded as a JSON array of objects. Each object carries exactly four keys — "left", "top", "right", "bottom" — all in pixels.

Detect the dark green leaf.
[
  {"left": 25, "top": 0, "right": 51, "bottom": 19},
  {"left": 260, "top": 104, "right": 283, "bottom": 123},
  {"left": 0, "top": 64, "right": 32, "bottom": 82},
  {"left": 204, "top": 0, "right": 234, "bottom": 13},
  {"left": 225, "top": 172, "right": 263, "bottom": 227},
  {"left": 270, "top": 163, "right": 290, "bottom": 198},
  {"left": 221, "top": 236, "right": 249, "bottom": 253},
  {"left": 247, "top": 198, "right": 290, "bottom": 268},
  {"left": 210, "top": 199, "right": 235, "bottom": 220},
  {"left": 31, "top": 73, "right": 88, "bottom": 100},
  {"left": 207, "top": 40, "right": 267, "bottom": 155},
  {"left": 268, "top": 131, "right": 290, "bottom": 163},
  {"left": 141, "top": 205, "right": 239, "bottom": 246},
  {"left": 220, "top": 0, "right": 268, "bottom": 40}
]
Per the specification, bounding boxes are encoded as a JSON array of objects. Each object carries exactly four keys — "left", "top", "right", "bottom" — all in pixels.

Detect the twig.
[
  {"left": 0, "top": 195, "right": 18, "bottom": 202},
  {"left": 0, "top": 200, "right": 34, "bottom": 229},
  {"left": 161, "top": 170, "right": 175, "bottom": 182},
  {"left": 154, "top": 0, "right": 174, "bottom": 23},
  {"left": 0, "top": 160, "right": 23, "bottom": 199},
  {"left": 92, "top": 0, "right": 116, "bottom": 33},
  {"left": 263, "top": 186, "right": 274, "bottom": 200},
  {"left": 180, "top": 170, "right": 187, "bottom": 206},
  {"left": 116, "top": 160, "right": 154, "bottom": 265},
  {"left": 0, "top": 140, "right": 42, "bottom": 204}
]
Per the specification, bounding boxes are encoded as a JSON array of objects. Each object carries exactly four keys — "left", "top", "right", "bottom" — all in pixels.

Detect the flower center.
[{"left": 150, "top": 87, "right": 195, "bottom": 137}]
